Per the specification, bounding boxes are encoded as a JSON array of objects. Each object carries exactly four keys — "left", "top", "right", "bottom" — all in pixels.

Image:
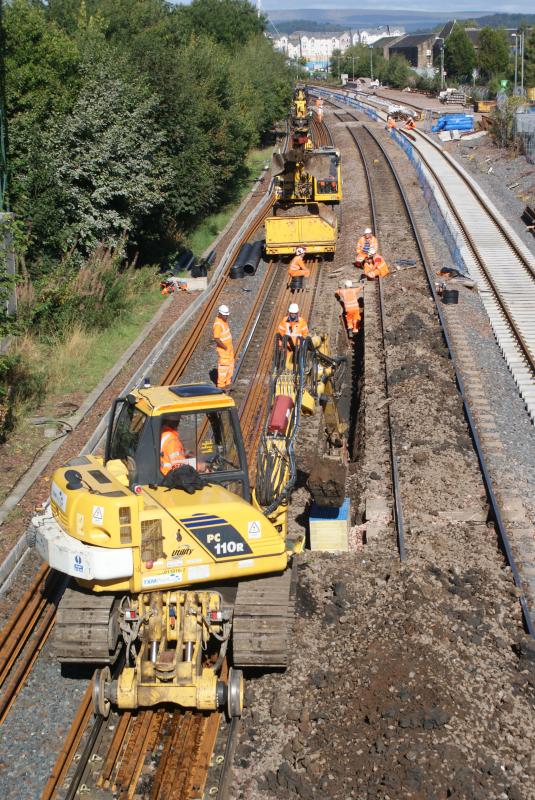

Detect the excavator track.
[
  {"left": 54, "top": 584, "right": 121, "bottom": 665},
  {"left": 232, "top": 560, "right": 297, "bottom": 668}
]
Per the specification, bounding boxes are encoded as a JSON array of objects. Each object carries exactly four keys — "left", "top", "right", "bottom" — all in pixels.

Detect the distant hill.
[
  {"left": 473, "top": 13, "right": 535, "bottom": 27},
  {"left": 267, "top": 8, "right": 490, "bottom": 32},
  {"left": 270, "top": 20, "right": 348, "bottom": 34}
]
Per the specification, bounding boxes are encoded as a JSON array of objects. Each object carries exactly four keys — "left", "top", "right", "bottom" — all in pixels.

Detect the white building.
[
  {"left": 271, "top": 27, "right": 404, "bottom": 61},
  {"left": 352, "top": 27, "right": 404, "bottom": 46}
]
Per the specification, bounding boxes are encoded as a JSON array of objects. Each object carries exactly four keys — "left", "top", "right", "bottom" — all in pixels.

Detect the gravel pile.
[{"left": 234, "top": 551, "right": 535, "bottom": 800}]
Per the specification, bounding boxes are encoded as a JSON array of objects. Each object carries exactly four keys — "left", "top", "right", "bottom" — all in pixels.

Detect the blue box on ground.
[{"left": 309, "top": 498, "right": 350, "bottom": 552}]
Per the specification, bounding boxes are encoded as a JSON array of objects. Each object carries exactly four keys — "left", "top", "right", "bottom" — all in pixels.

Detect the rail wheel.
[
  {"left": 93, "top": 666, "right": 111, "bottom": 718},
  {"left": 227, "top": 667, "right": 244, "bottom": 718}
]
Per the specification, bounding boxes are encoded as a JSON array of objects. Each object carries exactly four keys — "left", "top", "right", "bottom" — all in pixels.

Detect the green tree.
[
  {"left": 385, "top": 54, "right": 411, "bottom": 88},
  {"left": 525, "top": 28, "right": 535, "bottom": 89},
  {"left": 231, "top": 35, "right": 292, "bottom": 141},
  {"left": 444, "top": 25, "right": 476, "bottom": 82},
  {"left": 186, "top": 0, "right": 265, "bottom": 48},
  {"left": 334, "top": 44, "right": 387, "bottom": 81},
  {"left": 7, "top": 0, "right": 293, "bottom": 263},
  {"left": 477, "top": 27, "right": 510, "bottom": 80},
  {"left": 329, "top": 48, "right": 342, "bottom": 78},
  {"left": 5, "top": 0, "right": 81, "bottom": 262},
  {"left": 44, "top": 50, "right": 172, "bottom": 256}
]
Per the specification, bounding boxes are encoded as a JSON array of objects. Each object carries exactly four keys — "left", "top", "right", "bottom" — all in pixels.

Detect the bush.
[
  {"left": 0, "top": 350, "right": 47, "bottom": 441},
  {"left": 18, "top": 247, "right": 158, "bottom": 340}
]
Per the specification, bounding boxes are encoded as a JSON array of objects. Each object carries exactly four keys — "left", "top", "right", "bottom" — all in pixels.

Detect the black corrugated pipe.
[
  {"left": 230, "top": 242, "right": 252, "bottom": 279},
  {"left": 174, "top": 249, "right": 195, "bottom": 273},
  {"left": 243, "top": 240, "right": 264, "bottom": 275}
]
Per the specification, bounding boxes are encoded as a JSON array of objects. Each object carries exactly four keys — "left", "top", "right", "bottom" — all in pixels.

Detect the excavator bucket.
[
  {"left": 271, "top": 152, "right": 286, "bottom": 176},
  {"left": 302, "top": 152, "right": 333, "bottom": 181},
  {"left": 272, "top": 150, "right": 332, "bottom": 180},
  {"left": 317, "top": 203, "right": 337, "bottom": 228}
]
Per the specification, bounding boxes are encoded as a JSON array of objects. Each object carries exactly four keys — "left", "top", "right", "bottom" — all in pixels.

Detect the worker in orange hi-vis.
[
  {"left": 335, "top": 279, "right": 362, "bottom": 337},
  {"left": 160, "top": 419, "right": 187, "bottom": 475},
  {"left": 288, "top": 247, "right": 310, "bottom": 292},
  {"left": 355, "top": 228, "right": 378, "bottom": 266},
  {"left": 387, "top": 116, "right": 397, "bottom": 130},
  {"left": 363, "top": 248, "right": 389, "bottom": 280},
  {"left": 404, "top": 117, "right": 416, "bottom": 130},
  {"left": 278, "top": 303, "right": 309, "bottom": 349},
  {"left": 212, "top": 304, "right": 234, "bottom": 390}
]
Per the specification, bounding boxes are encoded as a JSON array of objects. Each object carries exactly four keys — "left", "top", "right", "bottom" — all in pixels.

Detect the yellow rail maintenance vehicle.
[
  {"left": 31, "top": 348, "right": 347, "bottom": 718},
  {"left": 292, "top": 87, "right": 309, "bottom": 127},
  {"left": 265, "top": 144, "right": 342, "bottom": 259}
]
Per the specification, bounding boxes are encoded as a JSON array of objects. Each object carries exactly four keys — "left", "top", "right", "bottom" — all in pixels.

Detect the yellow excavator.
[{"left": 31, "top": 335, "right": 347, "bottom": 718}]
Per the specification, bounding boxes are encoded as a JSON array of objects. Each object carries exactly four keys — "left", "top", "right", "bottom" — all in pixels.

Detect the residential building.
[{"left": 270, "top": 27, "right": 404, "bottom": 62}]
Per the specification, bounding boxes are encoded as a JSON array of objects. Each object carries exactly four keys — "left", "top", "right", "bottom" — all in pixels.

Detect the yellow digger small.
[{"left": 31, "top": 337, "right": 347, "bottom": 718}]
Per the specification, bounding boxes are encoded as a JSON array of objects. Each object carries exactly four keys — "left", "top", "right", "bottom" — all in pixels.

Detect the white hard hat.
[
  {"left": 344, "top": 280, "right": 353, "bottom": 288},
  {"left": 368, "top": 248, "right": 376, "bottom": 256},
  {"left": 364, "top": 228, "right": 372, "bottom": 235},
  {"left": 288, "top": 303, "right": 299, "bottom": 314},
  {"left": 296, "top": 247, "right": 306, "bottom": 255},
  {"left": 218, "top": 304, "right": 230, "bottom": 315}
]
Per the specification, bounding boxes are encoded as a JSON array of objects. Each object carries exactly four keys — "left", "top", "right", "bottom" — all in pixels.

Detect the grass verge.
[
  {"left": 47, "top": 285, "right": 163, "bottom": 399},
  {"left": 0, "top": 284, "right": 164, "bottom": 507},
  {"left": 187, "top": 145, "right": 272, "bottom": 258}
]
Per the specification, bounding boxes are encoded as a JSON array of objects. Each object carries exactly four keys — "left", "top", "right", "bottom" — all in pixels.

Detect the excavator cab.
[{"left": 105, "top": 385, "right": 250, "bottom": 499}]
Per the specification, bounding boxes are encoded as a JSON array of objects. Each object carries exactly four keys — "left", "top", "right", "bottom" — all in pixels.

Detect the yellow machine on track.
[
  {"left": 265, "top": 93, "right": 342, "bottom": 258},
  {"left": 32, "top": 339, "right": 347, "bottom": 718},
  {"left": 292, "top": 87, "right": 309, "bottom": 127}
]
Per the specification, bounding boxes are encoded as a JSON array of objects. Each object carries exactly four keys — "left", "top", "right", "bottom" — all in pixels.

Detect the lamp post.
[
  {"left": 512, "top": 33, "right": 518, "bottom": 94},
  {"left": 352, "top": 54, "right": 355, "bottom": 82},
  {"left": 369, "top": 45, "right": 373, "bottom": 81},
  {"left": 435, "top": 36, "right": 445, "bottom": 90},
  {"left": 521, "top": 30, "right": 525, "bottom": 95}
]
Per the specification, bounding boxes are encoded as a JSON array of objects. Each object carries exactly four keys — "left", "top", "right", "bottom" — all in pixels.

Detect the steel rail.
[
  {"left": 408, "top": 130, "right": 535, "bottom": 378},
  {"left": 37, "top": 112, "right": 329, "bottom": 799},
  {"left": 0, "top": 128, "right": 288, "bottom": 731},
  {"left": 163, "top": 202, "right": 274, "bottom": 386},
  {"left": 0, "top": 568, "right": 67, "bottom": 725},
  {"left": 316, "top": 86, "right": 535, "bottom": 420},
  {"left": 360, "top": 123, "right": 535, "bottom": 638},
  {"left": 346, "top": 125, "right": 406, "bottom": 561},
  {"left": 231, "top": 264, "right": 280, "bottom": 381},
  {"left": 216, "top": 717, "right": 240, "bottom": 800},
  {"left": 40, "top": 680, "right": 94, "bottom": 800}
]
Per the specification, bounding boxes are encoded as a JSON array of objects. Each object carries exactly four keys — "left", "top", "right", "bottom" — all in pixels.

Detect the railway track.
[
  {"left": 404, "top": 129, "right": 535, "bottom": 423},
  {"left": 347, "top": 117, "right": 535, "bottom": 635},
  {"left": 310, "top": 115, "right": 333, "bottom": 148},
  {"left": 346, "top": 124, "right": 406, "bottom": 560},
  {"left": 36, "top": 110, "right": 331, "bottom": 798},
  {"left": 0, "top": 126, "right": 288, "bottom": 739},
  {"left": 315, "top": 86, "right": 535, "bottom": 425}
]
